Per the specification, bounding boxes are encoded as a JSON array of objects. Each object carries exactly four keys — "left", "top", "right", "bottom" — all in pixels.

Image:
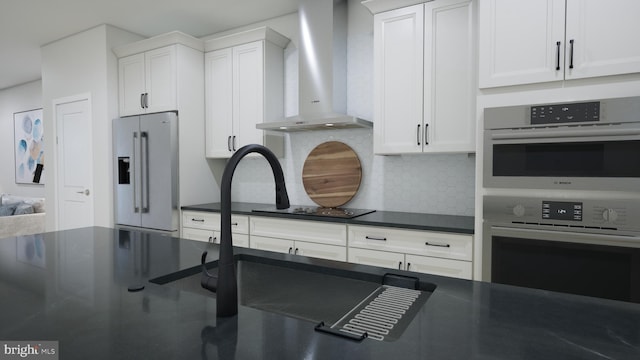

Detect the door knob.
[{"left": 76, "top": 189, "right": 90, "bottom": 196}]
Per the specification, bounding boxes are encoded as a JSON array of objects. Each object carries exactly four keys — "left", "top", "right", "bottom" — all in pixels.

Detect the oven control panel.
[{"left": 483, "top": 195, "right": 640, "bottom": 233}]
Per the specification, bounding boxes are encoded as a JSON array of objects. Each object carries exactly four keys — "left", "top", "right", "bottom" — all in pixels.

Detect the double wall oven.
[{"left": 482, "top": 96, "right": 640, "bottom": 303}]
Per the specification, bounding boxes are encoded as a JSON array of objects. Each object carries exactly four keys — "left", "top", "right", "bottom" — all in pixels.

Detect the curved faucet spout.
[{"left": 212, "top": 144, "right": 290, "bottom": 317}]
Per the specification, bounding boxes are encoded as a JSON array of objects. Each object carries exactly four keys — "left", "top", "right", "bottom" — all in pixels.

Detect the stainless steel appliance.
[
  {"left": 483, "top": 194, "right": 640, "bottom": 303},
  {"left": 483, "top": 96, "right": 640, "bottom": 191},
  {"left": 113, "top": 112, "right": 179, "bottom": 233}
]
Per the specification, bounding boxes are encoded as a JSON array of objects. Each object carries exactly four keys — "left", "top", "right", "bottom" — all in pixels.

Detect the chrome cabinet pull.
[
  {"left": 417, "top": 124, "right": 421, "bottom": 146},
  {"left": 232, "top": 135, "right": 237, "bottom": 151},
  {"left": 555, "top": 41, "right": 561, "bottom": 71},
  {"left": 569, "top": 39, "right": 575, "bottom": 69},
  {"left": 425, "top": 241, "right": 451, "bottom": 248},
  {"left": 365, "top": 235, "right": 387, "bottom": 241},
  {"left": 140, "top": 93, "right": 145, "bottom": 109},
  {"left": 227, "top": 136, "right": 232, "bottom": 152}
]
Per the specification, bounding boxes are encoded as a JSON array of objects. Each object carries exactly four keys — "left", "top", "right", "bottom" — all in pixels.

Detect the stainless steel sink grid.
[{"left": 332, "top": 285, "right": 425, "bottom": 341}]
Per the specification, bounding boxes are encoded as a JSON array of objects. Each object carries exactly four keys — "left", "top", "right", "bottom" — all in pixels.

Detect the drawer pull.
[
  {"left": 191, "top": 218, "right": 205, "bottom": 222},
  {"left": 288, "top": 247, "right": 293, "bottom": 254},
  {"left": 398, "top": 261, "right": 403, "bottom": 270},
  {"left": 425, "top": 242, "right": 450, "bottom": 248},
  {"left": 365, "top": 235, "right": 387, "bottom": 241},
  {"left": 231, "top": 222, "right": 238, "bottom": 226},
  {"left": 294, "top": 248, "right": 299, "bottom": 255},
  {"left": 406, "top": 263, "right": 411, "bottom": 271}
]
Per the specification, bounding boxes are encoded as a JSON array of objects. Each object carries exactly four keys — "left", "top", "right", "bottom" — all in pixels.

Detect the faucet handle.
[{"left": 201, "top": 251, "right": 218, "bottom": 293}]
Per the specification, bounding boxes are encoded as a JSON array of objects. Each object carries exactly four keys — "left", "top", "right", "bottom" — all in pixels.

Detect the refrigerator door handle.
[
  {"left": 141, "top": 131, "right": 150, "bottom": 213},
  {"left": 133, "top": 132, "right": 140, "bottom": 213}
]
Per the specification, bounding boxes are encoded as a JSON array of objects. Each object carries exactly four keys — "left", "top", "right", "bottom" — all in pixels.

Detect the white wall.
[
  {"left": 41, "top": 25, "right": 143, "bottom": 230},
  {"left": 219, "top": 0, "right": 477, "bottom": 216},
  {"left": 0, "top": 80, "right": 44, "bottom": 197}
]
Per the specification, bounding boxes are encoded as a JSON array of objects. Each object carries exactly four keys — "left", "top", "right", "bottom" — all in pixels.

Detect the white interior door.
[{"left": 56, "top": 97, "right": 93, "bottom": 230}]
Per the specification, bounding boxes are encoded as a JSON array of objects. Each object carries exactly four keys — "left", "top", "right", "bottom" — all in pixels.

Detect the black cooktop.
[{"left": 252, "top": 206, "right": 376, "bottom": 219}]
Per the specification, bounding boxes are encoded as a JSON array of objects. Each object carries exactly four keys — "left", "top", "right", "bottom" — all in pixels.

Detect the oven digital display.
[
  {"left": 530, "top": 101, "right": 600, "bottom": 125},
  {"left": 542, "top": 201, "right": 583, "bottom": 221}
]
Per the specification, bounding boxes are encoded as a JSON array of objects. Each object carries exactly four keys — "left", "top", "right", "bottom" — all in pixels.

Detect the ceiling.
[{"left": 0, "top": 0, "right": 299, "bottom": 91}]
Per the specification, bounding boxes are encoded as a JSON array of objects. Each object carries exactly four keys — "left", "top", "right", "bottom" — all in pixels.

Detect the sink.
[{"left": 150, "top": 254, "right": 436, "bottom": 341}]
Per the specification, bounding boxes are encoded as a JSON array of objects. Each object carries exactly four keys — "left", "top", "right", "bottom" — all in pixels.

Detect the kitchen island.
[{"left": 1, "top": 227, "right": 639, "bottom": 359}]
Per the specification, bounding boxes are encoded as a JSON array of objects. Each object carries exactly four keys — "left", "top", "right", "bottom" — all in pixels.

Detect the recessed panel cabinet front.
[
  {"left": 373, "top": 0, "right": 475, "bottom": 154},
  {"left": 205, "top": 31, "right": 286, "bottom": 158},
  {"left": 479, "top": 0, "right": 640, "bottom": 88},
  {"left": 118, "top": 46, "right": 177, "bottom": 116},
  {"left": 348, "top": 225, "right": 473, "bottom": 280}
]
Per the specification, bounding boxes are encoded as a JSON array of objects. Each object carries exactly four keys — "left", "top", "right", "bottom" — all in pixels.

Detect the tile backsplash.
[{"left": 230, "top": 128, "right": 475, "bottom": 216}]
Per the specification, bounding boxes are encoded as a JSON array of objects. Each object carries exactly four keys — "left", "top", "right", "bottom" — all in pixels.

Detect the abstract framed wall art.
[{"left": 14, "top": 108, "right": 44, "bottom": 184}]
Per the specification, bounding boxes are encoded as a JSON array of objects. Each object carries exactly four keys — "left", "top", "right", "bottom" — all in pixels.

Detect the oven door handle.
[
  {"left": 491, "top": 127, "right": 640, "bottom": 141},
  {"left": 490, "top": 225, "right": 640, "bottom": 246}
]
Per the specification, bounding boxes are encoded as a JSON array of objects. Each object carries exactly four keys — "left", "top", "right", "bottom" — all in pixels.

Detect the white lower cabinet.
[
  {"left": 181, "top": 210, "right": 249, "bottom": 248},
  {"left": 249, "top": 217, "right": 347, "bottom": 261},
  {"left": 348, "top": 225, "right": 473, "bottom": 280}
]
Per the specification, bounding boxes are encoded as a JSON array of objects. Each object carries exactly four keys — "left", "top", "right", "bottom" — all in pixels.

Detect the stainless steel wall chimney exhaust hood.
[{"left": 257, "top": 0, "right": 372, "bottom": 132}]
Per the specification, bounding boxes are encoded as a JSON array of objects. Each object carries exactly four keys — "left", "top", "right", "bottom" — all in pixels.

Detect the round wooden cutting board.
[{"left": 302, "top": 141, "right": 362, "bottom": 208}]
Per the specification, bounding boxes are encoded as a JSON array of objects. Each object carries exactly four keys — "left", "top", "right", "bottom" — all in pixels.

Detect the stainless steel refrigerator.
[{"left": 113, "top": 112, "right": 178, "bottom": 233}]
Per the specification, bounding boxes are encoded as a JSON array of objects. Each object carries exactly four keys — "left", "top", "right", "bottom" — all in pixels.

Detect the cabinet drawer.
[
  {"left": 250, "top": 217, "right": 347, "bottom": 246},
  {"left": 183, "top": 211, "right": 218, "bottom": 230},
  {"left": 182, "top": 211, "right": 249, "bottom": 234},
  {"left": 348, "top": 225, "right": 472, "bottom": 261},
  {"left": 406, "top": 254, "right": 472, "bottom": 280},
  {"left": 348, "top": 247, "right": 405, "bottom": 271}
]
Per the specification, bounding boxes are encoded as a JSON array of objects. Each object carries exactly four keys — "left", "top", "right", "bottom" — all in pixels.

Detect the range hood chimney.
[{"left": 257, "top": 0, "right": 372, "bottom": 132}]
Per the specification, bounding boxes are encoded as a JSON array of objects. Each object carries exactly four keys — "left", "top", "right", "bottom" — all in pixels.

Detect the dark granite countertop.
[
  {"left": 1, "top": 227, "right": 639, "bottom": 359},
  {"left": 181, "top": 202, "right": 475, "bottom": 234}
]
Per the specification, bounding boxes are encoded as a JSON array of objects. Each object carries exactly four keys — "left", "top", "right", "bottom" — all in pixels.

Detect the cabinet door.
[
  {"left": 205, "top": 48, "right": 234, "bottom": 157},
  {"left": 478, "top": 0, "right": 565, "bottom": 88},
  {"left": 145, "top": 46, "right": 177, "bottom": 113},
  {"left": 405, "top": 254, "right": 472, "bottom": 280},
  {"left": 294, "top": 242, "right": 347, "bottom": 262},
  {"left": 565, "top": 0, "right": 640, "bottom": 80},
  {"left": 250, "top": 235, "right": 294, "bottom": 255},
  {"left": 423, "top": 0, "right": 475, "bottom": 153},
  {"left": 373, "top": 4, "right": 425, "bottom": 154},
  {"left": 119, "top": 53, "right": 146, "bottom": 116},
  {"left": 182, "top": 227, "right": 217, "bottom": 243},
  {"left": 348, "top": 247, "right": 405, "bottom": 271},
  {"left": 234, "top": 41, "right": 264, "bottom": 151}
]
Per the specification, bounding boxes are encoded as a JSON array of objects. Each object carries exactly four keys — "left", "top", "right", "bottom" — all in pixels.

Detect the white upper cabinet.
[
  {"left": 370, "top": 0, "right": 475, "bottom": 155},
  {"left": 373, "top": 5, "right": 425, "bottom": 154},
  {"left": 204, "top": 27, "right": 288, "bottom": 158},
  {"left": 564, "top": 0, "right": 640, "bottom": 80},
  {"left": 118, "top": 46, "right": 177, "bottom": 116},
  {"left": 479, "top": 0, "right": 640, "bottom": 88}
]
